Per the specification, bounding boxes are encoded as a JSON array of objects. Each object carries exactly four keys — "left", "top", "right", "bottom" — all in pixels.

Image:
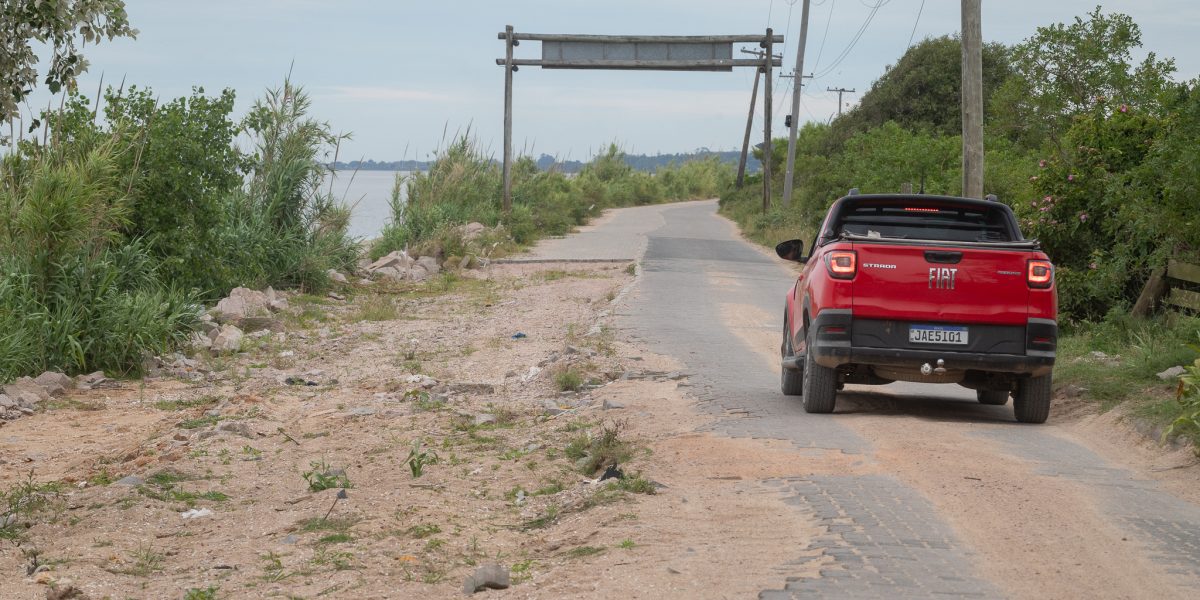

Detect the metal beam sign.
[
  {"left": 541, "top": 40, "right": 733, "bottom": 71},
  {"left": 495, "top": 32, "right": 783, "bottom": 71}
]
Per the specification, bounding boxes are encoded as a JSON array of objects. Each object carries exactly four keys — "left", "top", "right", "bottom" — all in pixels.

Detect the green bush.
[{"left": 0, "top": 141, "right": 197, "bottom": 379}]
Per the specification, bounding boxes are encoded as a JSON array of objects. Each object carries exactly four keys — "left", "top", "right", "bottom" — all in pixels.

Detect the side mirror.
[{"left": 775, "top": 239, "right": 806, "bottom": 263}]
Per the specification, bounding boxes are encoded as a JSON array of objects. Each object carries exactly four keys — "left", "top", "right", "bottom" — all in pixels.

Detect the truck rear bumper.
[{"left": 803, "top": 310, "right": 1056, "bottom": 378}]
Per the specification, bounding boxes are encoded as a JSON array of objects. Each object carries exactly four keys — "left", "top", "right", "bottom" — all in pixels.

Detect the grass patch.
[
  {"left": 298, "top": 515, "right": 359, "bottom": 533},
  {"left": 565, "top": 545, "right": 605, "bottom": 558},
  {"left": 316, "top": 533, "right": 354, "bottom": 545},
  {"left": 351, "top": 295, "right": 399, "bottom": 322},
  {"left": 302, "top": 461, "right": 352, "bottom": 492},
  {"left": 405, "top": 523, "right": 441, "bottom": 538},
  {"left": 155, "top": 395, "right": 222, "bottom": 411},
  {"left": 177, "top": 414, "right": 220, "bottom": 430},
  {"left": 564, "top": 421, "right": 634, "bottom": 475},
  {"left": 554, "top": 368, "right": 585, "bottom": 392}
]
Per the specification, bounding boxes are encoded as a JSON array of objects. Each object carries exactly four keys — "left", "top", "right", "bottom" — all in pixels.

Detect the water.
[{"left": 328, "top": 170, "right": 410, "bottom": 240}]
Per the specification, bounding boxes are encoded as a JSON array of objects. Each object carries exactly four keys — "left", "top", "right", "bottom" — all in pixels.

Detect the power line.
[
  {"left": 813, "top": 0, "right": 885, "bottom": 79},
  {"left": 906, "top": 0, "right": 926, "bottom": 48},
  {"left": 812, "top": 0, "right": 836, "bottom": 73}
]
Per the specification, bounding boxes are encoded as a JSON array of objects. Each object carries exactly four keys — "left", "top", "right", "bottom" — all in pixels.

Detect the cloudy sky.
[{"left": 30, "top": 1, "right": 1200, "bottom": 162}]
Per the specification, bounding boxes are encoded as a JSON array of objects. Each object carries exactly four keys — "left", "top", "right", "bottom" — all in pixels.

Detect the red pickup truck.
[{"left": 777, "top": 192, "right": 1057, "bottom": 423}]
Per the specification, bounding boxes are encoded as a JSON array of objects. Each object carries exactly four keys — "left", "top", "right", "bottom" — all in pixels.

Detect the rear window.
[{"left": 835, "top": 202, "right": 1016, "bottom": 243}]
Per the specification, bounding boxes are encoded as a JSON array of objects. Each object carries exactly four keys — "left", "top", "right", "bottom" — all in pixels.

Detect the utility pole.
[
  {"left": 736, "top": 66, "right": 762, "bottom": 189},
  {"left": 781, "top": 0, "right": 811, "bottom": 209},
  {"left": 502, "top": 24, "right": 515, "bottom": 213},
  {"left": 762, "top": 28, "right": 774, "bottom": 213},
  {"left": 961, "top": 0, "right": 984, "bottom": 199},
  {"left": 826, "top": 87, "right": 856, "bottom": 116}
]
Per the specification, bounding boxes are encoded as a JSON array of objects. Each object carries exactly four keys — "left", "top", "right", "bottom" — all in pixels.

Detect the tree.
[
  {"left": 991, "top": 7, "right": 1175, "bottom": 151},
  {"left": 0, "top": 0, "right": 136, "bottom": 126},
  {"left": 834, "top": 36, "right": 1011, "bottom": 141}
]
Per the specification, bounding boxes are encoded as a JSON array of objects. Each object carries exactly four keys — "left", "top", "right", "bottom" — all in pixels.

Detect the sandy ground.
[{"left": 0, "top": 262, "right": 810, "bottom": 599}]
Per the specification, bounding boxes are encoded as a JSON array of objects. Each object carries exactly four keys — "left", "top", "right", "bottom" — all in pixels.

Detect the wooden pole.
[
  {"left": 762, "top": 28, "right": 774, "bottom": 214},
  {"left": 961, "top": 0, "right": 984, "bottom": 199},
  {"left": 503, "top": 24, "right": 515, "bottom": 213},
  {"left": 736, "top": 67, "right": 761, "bottom": 189},
  {"left": 782, "top": 0, "right": 811, "bottom": 208}
]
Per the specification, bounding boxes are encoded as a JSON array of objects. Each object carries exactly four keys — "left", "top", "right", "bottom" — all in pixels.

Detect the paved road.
[{"left": 529, "top": 200, "right": 1200, "bottom": 598}]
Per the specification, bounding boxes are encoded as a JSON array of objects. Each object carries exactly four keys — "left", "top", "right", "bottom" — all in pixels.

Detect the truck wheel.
[
  {"left": 976, "top": 390, "right": 1009, "bottom": 405},
  {"left": 781, "top": 318, "right": 803, "bottom": 396},
  {"left": 1013, "top": 375, "right": 1052, "bottom": 423},
  {"left": 802, "top": 330, "right": 837, "bottom": 413}
]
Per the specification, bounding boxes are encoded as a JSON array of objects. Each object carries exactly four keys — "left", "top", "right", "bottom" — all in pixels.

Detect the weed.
[
  {"left": 0, "top": 471, "right": 64, "bottom": 542},
  {"left": 302, "top": 461, "right": 352, "bottom": 492},
  {"left": 260, "top": 551, "right": 290, "bottom": 582},
  {"left": 298, "top": 515, "right": 359, "bottom": 533},
  {"left": 564, "top": 421, "right": 633, "bottom": 475},
  {"left": 510, "top": 559, "right": 535, "bottom": 584},
  {"left": 310, "top": 547, "right": 355, "bottom": 571},
  {"left": 424, "top": 538, "right": 446, "bottom": 552},
  {"left": 317, "top": 533, "right": 354, "bottom": 545},
  {"left": 404, "top": 441, "right": 439, "bottom": 478},
  {"left": 154, "top": 395, "right": 222, "bottom": 411},
  {"left": 110, "top": 546, "right": 164, "bottom": 577},
  {"left": 565, "top": 545, "right": 605, "bottom": 558},
  {"left": 624, "top": 262, "right": 637, "bottom": 276},
  {"left": 533, "top": 481, "right": 565, "bottom": 496},
  {"left": 614, "top": 473, "right": 657, "bottom": 495},
  {"left": 178, "top": 414, "right": 219, "bottom": 430},
  {"left": 522, "top": 504, "right": 560, "bottom": 530},
  {"left": 406, "top": 523, "right": 441, "bottom": 538},
  {"left": 184, "top": 586, "right": 219, "bottom": 600},
  {"left": 619, "top": 539, "right": 636, "bottom": 549},
  {"left": 242, "top": 445, "right": 263, "bottom": 460},
  {"left": 554, "top": 368, "right": 585, "bottom": 392},
  {"left": 352, "top": 295, "right": 399, "bottom": 322}
]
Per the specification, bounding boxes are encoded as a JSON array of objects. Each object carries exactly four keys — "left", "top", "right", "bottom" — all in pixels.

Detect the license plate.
[{"left": 909, "top": 325, "right": 968, "bottom": 345}]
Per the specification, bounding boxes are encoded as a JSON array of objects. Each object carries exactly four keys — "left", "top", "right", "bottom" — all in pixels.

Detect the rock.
[
  {"left": 239, "top": 316, "right": 284, "bottom": 333},
  {"left": 0, "top": 395, "right": 13, "bottom": 409},
  {"left": 459, "top": 255, "right": 474, "bottom": 270},
  {"left": 358, "top": 278, "right": 374, "bottom": 286},
  {"left": 542, "top": 399, "right": 566, "bottom": 416},
  {"left": 407, "top": 265, "right": 431, "bottom": 282},
  {"left": 212, "top": 325, "right": 244, "bottom": 353},
  {"left": 1061, "top": 384, "right": 1087, "bottom": 399},
  {"left": 374, "top": 266, "right": 406, "bottom": 281},
  {"left": 367, "top": 250, "right": 415, "bottom": 273},
  {"left": 416, "top": 255, "right": 441, "bottom": 275},
  {"left": 1158, "top": 366, "right": 1187, "bottom": 381},
  {"left": 520, "top": 366, "right": 542, "bottom": 383},
  {"left": 34, "top": 371, "right": 74, "bottom": 396},
  {"left": 217, "top": 421, "right": 255, "bottom": 438},
  {"left": 75, "top": 371, "right": 106, "bottom": 387},
  {"left": 282, "top": 534, "right": 299, "bottom": 545},
  {"left": 328, "top": 292, "right": 345, "bottom": 301},
  {"left": 345, "top": 407, "right": 377, "bottom": 417},
  {"left": 326, "top": 269, "right": 349, "bottom": 284},
  {"left": 473, "top": 413, "right": 497, "bottom": 426},
  {"left": 45, "top": 583, "right": 88, "bottom": 600},
  {"left": 180, "top": 508, "right": 213, "bottom": 519},
  {"left": 114, "top": 475, "right": 144, "bottom": 486},
  {"left": 3, "top": 377, "right": 50, "bottom": 405},
  {"left": 189, "top": 332, "right": 213, "bottom": 351},
  {"left": 463, "top": 563, "right": 511, "bottom": 594},
  {"left": 460, "top": 222, "right": 486, "bottom": 241},
  {"left": 602, "top": 399, "right": 626, "bottom": 410},
  {"left": 264, "top": 287, "right": 289, "bottom": 312}
]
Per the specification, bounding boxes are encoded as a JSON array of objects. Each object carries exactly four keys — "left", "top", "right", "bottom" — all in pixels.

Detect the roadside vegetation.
[
  {"left": 0, "top": 17, "right": 728, "bottom": 383},
  {"left": 370, "top": 141, "right": 730, "bottom": 259},
  {"left": 720, "top": 8, "right": 1200, "bottom": 444}
]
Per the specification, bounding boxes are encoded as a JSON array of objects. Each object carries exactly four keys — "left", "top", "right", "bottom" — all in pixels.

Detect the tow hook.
[{"left": 921, "top": 359, "right": 948, "bottom": 376}]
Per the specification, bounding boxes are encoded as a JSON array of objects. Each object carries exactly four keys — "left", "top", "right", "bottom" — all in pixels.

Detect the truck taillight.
[
  {"left": 1027, "top": 259, "right": 1054, "bottom": 289},
  {"left": 826, "top": 251, "right": 857, "bottom": 280}
]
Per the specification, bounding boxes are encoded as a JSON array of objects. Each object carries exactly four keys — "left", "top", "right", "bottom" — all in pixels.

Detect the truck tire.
[
  {"left": 1014, "top": 374, "right": 1052, "bottom": 423},
  {"left": 802, "top": 329, "right": 837, "bottom": 413},
  {"left": 781, "top": 318, "right": 804, "bottom": 396},
  {"left": 976, "top": 390, "right": 1009, "bottom": 405}
]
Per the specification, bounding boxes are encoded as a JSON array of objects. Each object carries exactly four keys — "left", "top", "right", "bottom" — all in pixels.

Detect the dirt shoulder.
[{"left": 0, "top": 261, "right": 808, "bottom": 599}]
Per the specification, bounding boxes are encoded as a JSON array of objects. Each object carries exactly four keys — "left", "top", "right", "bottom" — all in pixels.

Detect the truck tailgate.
[{"left": 852, "top": 242, "right": 1030, "bottom": 326}]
